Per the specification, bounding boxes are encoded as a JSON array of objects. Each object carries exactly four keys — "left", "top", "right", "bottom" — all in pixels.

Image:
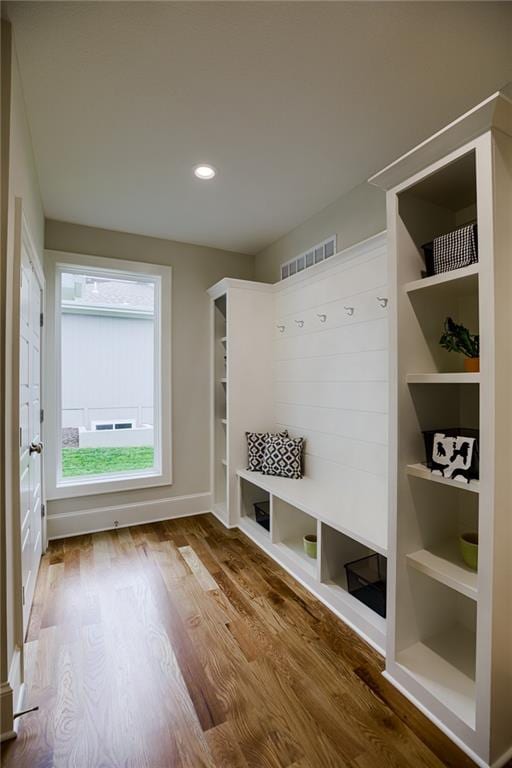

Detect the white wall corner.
[{"left": 47, "top": 491, "right": 212, "bottom": 539}]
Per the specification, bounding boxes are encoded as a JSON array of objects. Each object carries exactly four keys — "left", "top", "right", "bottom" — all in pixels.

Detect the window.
[
  {"left": 45, "top": 251, "right": 172, "bottom": 498},
  {"left": 92, "top": 420, "right": 136, "bottom": 431}
]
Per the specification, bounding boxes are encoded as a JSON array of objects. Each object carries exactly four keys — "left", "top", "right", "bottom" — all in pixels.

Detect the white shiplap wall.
[{"left": 274, "top": 233, "right": 388, "bottom": 505}]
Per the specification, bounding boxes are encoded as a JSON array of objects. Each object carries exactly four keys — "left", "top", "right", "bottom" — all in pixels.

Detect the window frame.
[{"left": 44, "top": 250, "right": 172, "bottom": 499}]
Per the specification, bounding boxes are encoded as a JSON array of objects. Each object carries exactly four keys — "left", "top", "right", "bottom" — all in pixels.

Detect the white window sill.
[{"left": 47, "top": 468, "right": 172, "bottom": 500}]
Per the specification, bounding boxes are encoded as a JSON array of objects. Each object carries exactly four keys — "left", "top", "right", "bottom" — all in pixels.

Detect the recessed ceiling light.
[{"left": 194, "top": 164, "right": 216, "bottom": 180}]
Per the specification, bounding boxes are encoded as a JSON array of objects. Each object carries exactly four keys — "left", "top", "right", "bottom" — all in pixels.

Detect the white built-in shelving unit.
[
  {"left": 208, "top": 279, "right": 275, "bottom": 527},
  {"left": 370, "top": 88, "right": 512, "bottom": 767},
  {"left": 208, "top": 234, "right": 390, "bottom": 653},
  {"left": 236, "top": 468, "right": 387, "bottom": 650}
]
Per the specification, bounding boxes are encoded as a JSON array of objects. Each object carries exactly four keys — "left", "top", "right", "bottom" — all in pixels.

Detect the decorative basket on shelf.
[{"left": 422, "top": 223, "right": 478, "bottom": 277}]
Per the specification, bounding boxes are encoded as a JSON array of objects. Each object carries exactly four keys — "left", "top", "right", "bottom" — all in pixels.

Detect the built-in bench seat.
[{"left": 237, "top": 467, "right": 387, "bottom": 555}]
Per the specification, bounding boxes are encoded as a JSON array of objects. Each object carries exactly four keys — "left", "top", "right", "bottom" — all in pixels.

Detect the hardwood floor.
[{"left": 1, "top": 514, "right": 476, "bottom": 768}]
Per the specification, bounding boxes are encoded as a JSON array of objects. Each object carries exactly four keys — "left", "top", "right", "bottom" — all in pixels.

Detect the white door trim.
[{"left": 18, "top": 201, "right": 46, "bottom": 638}]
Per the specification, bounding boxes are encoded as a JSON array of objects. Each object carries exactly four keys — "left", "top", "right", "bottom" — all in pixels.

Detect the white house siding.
[{"left": 61, "top": 313, "right": 154, "bottom": 430}]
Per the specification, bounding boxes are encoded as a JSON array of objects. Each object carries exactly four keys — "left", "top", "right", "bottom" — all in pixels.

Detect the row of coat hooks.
[{"left": 276, "top": 296, "right": 388, "bottom": 332}]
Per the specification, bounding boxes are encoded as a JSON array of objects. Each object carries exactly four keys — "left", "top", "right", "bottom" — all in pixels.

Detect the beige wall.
[
  {"left": 254, "top": 181, "right": 386, "bottom": 284},
  {"left": 44, "top": 220, "right": 254, "bottom": 518},
  {"left": 1, "top": 18, "right": 45, "bottom": 733}
]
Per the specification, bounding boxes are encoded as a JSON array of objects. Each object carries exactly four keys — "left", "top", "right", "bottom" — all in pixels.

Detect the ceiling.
[{"left": 6, "top": 2, "right": 512, "bottom": 255}]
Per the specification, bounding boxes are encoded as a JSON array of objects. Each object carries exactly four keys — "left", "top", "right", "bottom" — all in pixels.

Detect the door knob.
[{"left": 29, "top": 442, "right": 43, "bottom": 455}]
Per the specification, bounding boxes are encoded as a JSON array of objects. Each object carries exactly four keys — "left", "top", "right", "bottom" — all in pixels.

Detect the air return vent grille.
[{"left": 280, "top": 235, "right": 337, "bottom": 281}]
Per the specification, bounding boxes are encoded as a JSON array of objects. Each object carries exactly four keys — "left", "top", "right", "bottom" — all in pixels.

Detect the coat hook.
[
  {"left": 344, "top": 306, "right": 355, "bottom": 316},
  {"left": 277, "top": 325, "right": 285, "bottom": 333},
  {"left": 294, "top": 319, "right": 304, "bottom": 328},
  {"left": 317, "top": 313, "right": 327, "bottom": 323},
  {"left": 377, "top": 296, "right": 388, "bottom": 308}
]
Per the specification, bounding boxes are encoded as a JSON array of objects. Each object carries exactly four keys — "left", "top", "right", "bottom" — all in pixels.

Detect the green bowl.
[
  {"left": 303, "top": 534, "right": 317, "bottom": 559},
  {"left": 459, "top": 532, "right": 478, "bottom": 570}
]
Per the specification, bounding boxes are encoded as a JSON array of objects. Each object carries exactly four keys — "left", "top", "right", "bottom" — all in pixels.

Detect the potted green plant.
[{"left": 439, "top": 317, "right": 480, "bottom": 372}]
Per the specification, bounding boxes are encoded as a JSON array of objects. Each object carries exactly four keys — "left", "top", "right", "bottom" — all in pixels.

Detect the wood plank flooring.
[{"left": 1, "top": 514, "right": 476, "bottom": 768}]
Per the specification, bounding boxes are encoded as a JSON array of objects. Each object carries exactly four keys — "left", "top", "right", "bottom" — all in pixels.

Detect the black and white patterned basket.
[{"left": 432, "top": 223, "right": 478, "bottom": 275}]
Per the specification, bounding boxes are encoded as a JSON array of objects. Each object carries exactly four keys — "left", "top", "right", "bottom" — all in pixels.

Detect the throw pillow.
[
  {"left": 246, "top": 430, "right": 288, "bottom": 471},
  {"left": 261, "top": 435, "right": 304, "bottom": 479}
]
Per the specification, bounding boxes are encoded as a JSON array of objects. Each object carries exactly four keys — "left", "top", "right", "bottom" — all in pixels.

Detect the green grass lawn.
[{"left": 62, "top": 446, "right": 154, "bottom": 477}]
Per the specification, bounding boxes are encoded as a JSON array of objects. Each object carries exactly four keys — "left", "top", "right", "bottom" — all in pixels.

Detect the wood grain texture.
[{"left": 1, "top": 514, "right": 476, "bottom": 768}]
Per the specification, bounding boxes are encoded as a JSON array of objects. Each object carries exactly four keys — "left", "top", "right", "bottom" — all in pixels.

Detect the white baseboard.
[
  {"left": 47, "top": 492, "right": 212, "bottom": 539},
  {"left": 0, "top": 647, "right": 24, "bottom": 743}
]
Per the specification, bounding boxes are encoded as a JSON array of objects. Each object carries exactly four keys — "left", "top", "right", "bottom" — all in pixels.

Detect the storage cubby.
[
  {"left": 406, "top": 382, "right": 479, "bottom": 475},
  {"left": 405, "top": 271, "right": 479, "bottom": 375},
  {"left": 397, "top": 150, "right": 477, "bottom": 280},
  {"left": 272, "top": 497, "right": 319, "bottom": 578},
  {"left": 240, "top": 477, "right": 270, "bottom": 536},
  {"left": 402, "top": 480, "right": 478, "bottom": 599},
  {"left": 396, "top": 570, "right": 477, "bottom": 728},
  {"left": 321, "top": 524, "right": 386, "bottom": 618},
  {"left": 321, "top": 523, "right": 373, "bottom": 588}
]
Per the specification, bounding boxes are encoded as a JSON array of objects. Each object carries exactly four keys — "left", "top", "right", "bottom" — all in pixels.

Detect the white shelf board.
[
  {"left": 219, "top": 378, "right": 227, "bottom": 384},
  {"left": 237, "top": 468, "right": 387, "bottom": 555},
  {"left": 407, "top": 540, "right": 478, "bottom": 600},
  {"left": 406, "top": 463, "right": 480, "bottom": 493},
  {"left": 239, "top": 515, "right": 270, "bottom": 540},
  {"left": 220, "top": 418, "right": 227, "bottom": 425},
  {"left": 323, "top": 579, "right": 387, "bottom": 635},
  {"left": 220, "top": 336, "right": 227, "bottom": 343},
  {"left": 396, "top": 625, "right": 476, "bottom": 729},
  {"left": 407, "top": 373, "right": 480, "bottom": 385},
  {"left": 404, "top": 264, "right": 479, "bottom": 296},
  {"left": 274, "top": 538, "right": 317, "bottom": 578},
  {"left": 221, "top": 458, "right": 227, "bottom": 467}
]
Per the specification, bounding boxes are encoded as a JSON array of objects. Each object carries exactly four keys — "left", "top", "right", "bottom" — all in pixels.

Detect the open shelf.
[
  {"left": 407, "top": 540, "right": 477, "bottom": 600},
  {"left": 321, "top": 522, "right": 387, "bottom": 622},
  {"left": 274, "top": 538, "right": 317, "bottom": 578},
  {"left": 404, "top": 263, "right": 479, "bottom": 296},
  {"left": 273, "top": 496, "right": 318, "bottom": 579},
  {"left": 213, "top": 294, "right": 228, "bottom": 515},
  {"left": 407, "top": 373, "right": 480, "bottom": 385},
  {"left": 406, "top": 463, "right": 479, "bottom": 493},
  {"left": 397, "top": 624, "right": 476, "bottom": 728},
  {"left": 239, "top": 476, "right": 270, "bottom": 537}
]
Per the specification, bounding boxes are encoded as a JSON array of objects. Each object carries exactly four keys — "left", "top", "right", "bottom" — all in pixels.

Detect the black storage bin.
[
  {"left": 253, "top": 500, "right": 270, "bottom": 531},
  {"left": 422, "top": 428, "right": 479, "bottom": 480},
  {"left": 345, "top": 553, "right": 387, "bottom": 618}
]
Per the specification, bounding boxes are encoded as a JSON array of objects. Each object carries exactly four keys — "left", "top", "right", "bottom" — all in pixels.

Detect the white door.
[{"left": 19, "top": 231, "right": 44, "bottom": 636}]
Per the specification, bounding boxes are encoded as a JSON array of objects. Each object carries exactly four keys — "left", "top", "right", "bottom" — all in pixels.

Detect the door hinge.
[
  {"left": 40, "top": 312, "right": 44, "bottom": 327},
  {"left": 41, "top": 503, "right": 46, "bottom": 519},
  {"left": 40, "top": 408, "right": 44, "bottom": 424}
]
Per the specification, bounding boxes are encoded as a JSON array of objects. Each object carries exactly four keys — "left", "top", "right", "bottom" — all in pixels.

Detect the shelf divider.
[
  {"left": 407, "top": 540, "right": 478, "bottom": 600},
  {"left": 407, "top": 373, "right": 480, "bottom": 385},
  {"left": 406, "top": 463, "right": 479, "bottom": 493},
  {"left": 404, "top": 264, "right": 479, "bottom": 296}
]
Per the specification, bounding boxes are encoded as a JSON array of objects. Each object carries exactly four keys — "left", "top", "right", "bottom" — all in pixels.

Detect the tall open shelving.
[
  {"left": 208, "top": 279, "right": 275, "bottom": 527},
  {"left": 370, "top": 89, "right": 512, "bottom": 767}
]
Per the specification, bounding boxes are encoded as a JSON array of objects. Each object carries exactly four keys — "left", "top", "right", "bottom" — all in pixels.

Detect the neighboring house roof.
[{"left": 62, "top": 275, "right": 154, "bottom": 318}]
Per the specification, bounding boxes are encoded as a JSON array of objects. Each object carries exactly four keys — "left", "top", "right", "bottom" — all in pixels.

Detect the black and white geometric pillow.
[
  {"left": 246, "top": 430, "right": 288, "bottom": 471},
  {"left": 261, "top": 435, "right": 304, "bottom": 479}
]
